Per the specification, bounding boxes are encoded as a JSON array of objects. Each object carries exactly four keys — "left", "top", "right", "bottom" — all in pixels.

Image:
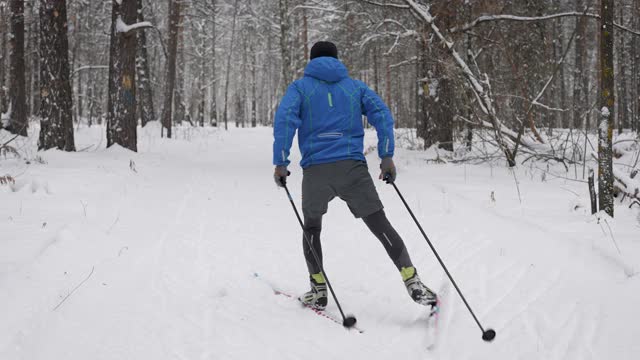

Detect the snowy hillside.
[{"left": 1, "top": 125, "right": 639, "bottom": 360}]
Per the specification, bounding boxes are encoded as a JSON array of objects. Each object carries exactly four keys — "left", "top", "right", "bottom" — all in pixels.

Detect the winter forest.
[{"left": 2, "top": 1, "right": 640, "bottom": 359}]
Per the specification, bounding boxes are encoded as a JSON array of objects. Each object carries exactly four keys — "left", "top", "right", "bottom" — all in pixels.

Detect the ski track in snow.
[{"left": 1, "top": 125, "right": 639, "bottom": 360}]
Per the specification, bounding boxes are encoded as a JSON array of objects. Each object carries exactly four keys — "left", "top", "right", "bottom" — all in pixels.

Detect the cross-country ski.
[{"left": 254, "top": 272, "right": 365, "bottom": 333}]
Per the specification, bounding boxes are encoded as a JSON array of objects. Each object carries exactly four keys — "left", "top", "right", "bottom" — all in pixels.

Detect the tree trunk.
[
  {"left": 266, "top": 31, "right": 273, "bottom": 125},
  {"left": 278, "top": 0, "right": 291, "bottom": 94},
  {"left": 8, "top": 0, "right": 27, "bottom": 136},
  {"left": 237, "top": 31, "right": 245, "bottom": 129},
  {"left": 106, "top": 0, "right": 139, "bottom": 152},
  {"left": 88, "top": 73, "right": 94, "bottom": 127},
  {"left": 573, "top": 0, "right": 588, "bottom": 129},
  {"left": 222, "top": 0, "right": 240, "bottom": 131},
  {"left": 70, "top": 8, "right": 79, "bottom": 124},
  {"left": 198, "top": 20, "right": 206, "bottom": 127},
  {"left": 29, "top": 4, "right": 40, "bottom": 118},
  {"left": 385, "top": 60, "right": 391, "bottom": 109},
  {"left": 635, "top": 0, "right": 640, "bottom": 132},
  {"left": 598, "top": 0, "right": 615, "bottom": 217},
  {"left": 209, "top": 0, "right": 217, "bottom": 126},
  {"left": 77, "top": 68, "right": 83, "bottom": 124},
  {"left": 38, "top": 0, "right": 75, "bottom": 151},
  {"left": 417, "top": 6, "right": 454, "bottom": 151},
  {"left": 161, "top": 0, "right": 180, "bottom": 138},
  {"left": 373, "top": 45, "right": 379, "bottom": 95},
  {"left": 616, "top": 5, "right": 627, "bottom": 133},
  {"left": 136, "top": 0, "right": 156, "bottom": 127},
  {"left": 0, "top": 5, "right": 6, "bottom": 115},
  {"left": 234, "top": 93, "right": 244, "bottom": 129},
  {"left": 250, "top": 24, "right": 257, "bottom": 128},
  {"left": 174, "top": 16, "right": 185, "bottom": 126},
  {"left": 302, "top": 7, "right": 309, "bottom": 63},
  {"left": 556, "top": 20, "right": 568, "bottom": 129}
]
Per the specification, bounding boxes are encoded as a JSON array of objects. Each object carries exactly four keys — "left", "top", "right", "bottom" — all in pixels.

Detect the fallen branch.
[
  {"left": 613, "top": 167, "right": 640, "bottom": 202},
  {"left": 590, "top": 152, "right": 640, "bottom": 203},
  {"left": 53, "top": 266, "right": 95, "bottom": 311}
]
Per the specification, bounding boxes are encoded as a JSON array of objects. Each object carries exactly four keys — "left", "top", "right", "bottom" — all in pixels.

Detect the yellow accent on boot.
[
  {"left": 311, "top": 273, "right": 326, "bottom": 284},
  {"left": 400, "top": 266, "right": 416, "bottom": 282}
]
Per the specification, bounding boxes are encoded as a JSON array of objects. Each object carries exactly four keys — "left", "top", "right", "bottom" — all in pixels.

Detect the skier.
[{"left": 273, "top": 41, "right": 437, "bottom": 310}]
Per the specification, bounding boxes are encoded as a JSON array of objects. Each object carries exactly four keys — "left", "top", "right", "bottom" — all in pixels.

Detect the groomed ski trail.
[{"left": 1, "top": 125, "right": 639, "bottom": 360}]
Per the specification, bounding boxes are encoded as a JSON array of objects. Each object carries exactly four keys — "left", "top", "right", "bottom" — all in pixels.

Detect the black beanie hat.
[{"left": 310, "top": 41, "right": 338, "bottom": 60}]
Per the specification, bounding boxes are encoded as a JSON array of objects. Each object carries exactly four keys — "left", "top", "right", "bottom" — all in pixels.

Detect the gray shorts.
[{"left": 302, "top": 160, "right": 383, "bottom": 219}]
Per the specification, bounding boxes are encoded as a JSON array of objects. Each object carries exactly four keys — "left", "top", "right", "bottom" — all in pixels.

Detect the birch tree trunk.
[
  {"left": 598, "top": 0, "right": 615, "bottom": 217},
  {"left": 8, "top": 0, "right": 27, "bottom": 136},
  {"left": 107, "top": 0, "right": 139, "bottom": 151},
  {"left": 38, "top": 0, "right": 75, "bottom": 151}
]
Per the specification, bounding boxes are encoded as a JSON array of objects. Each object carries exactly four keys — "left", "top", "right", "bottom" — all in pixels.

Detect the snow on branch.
[
  {"left": 384, "top": 30, "right": 418, "bottom": 55},
  {"left": 531, "top": 101, "right": 567, "bottom": 113},
  {"left": 288, "top": 5, "right": 343, "bottom": 16},
  {"left": 116, "top": 16, "right": 153, "bottom": 34},
  {"left": 71, "top": 65, "right": 109, "bottom": 78},
  {"left": 390, "top": 56, "right": 417, "bottom": 69},
  {"left": 590, "top": 149, "right": 640, "bottom": 203},
  {"left": 359, "top": 0, "right": 409, "bottom": 9},
  {"left": 450, "top": 12, "right": 640, "bottom": 36},
  {"left": 614, "top": 167, "right": 640, "bottom": 202}
]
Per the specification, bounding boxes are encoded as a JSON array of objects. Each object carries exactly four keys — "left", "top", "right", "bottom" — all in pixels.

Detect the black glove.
[
  {"left": 274, "top": 166, "right": 290, "bottom": 187},
  {"left": 379, "top": 157, "right": 396, "bottom": 183}
]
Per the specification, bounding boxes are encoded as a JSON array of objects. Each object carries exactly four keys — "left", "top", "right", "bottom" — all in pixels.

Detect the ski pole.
[
  {"left": 386, "top": 176, "right": 496, "bottom": 342},
  {"left": 282, "top": 183, "right": 357, "bottom": 329}
]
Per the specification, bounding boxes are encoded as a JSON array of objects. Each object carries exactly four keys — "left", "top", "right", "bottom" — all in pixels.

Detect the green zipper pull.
[{"left": 328, "top": 92, "right": 333, "bottom": 107}]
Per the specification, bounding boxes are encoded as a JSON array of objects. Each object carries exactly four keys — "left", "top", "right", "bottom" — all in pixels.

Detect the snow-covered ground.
[{"left": 1, "top": 124, "right": 639, "bottom": 360}]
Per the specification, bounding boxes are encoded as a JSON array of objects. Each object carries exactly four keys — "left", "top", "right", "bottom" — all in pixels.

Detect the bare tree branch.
[
  {"left": 358, "top": 0, "right": 409, "bottom": 9},
  {"left": 450, "top": 12, "right": 640, "bottom": 36}
]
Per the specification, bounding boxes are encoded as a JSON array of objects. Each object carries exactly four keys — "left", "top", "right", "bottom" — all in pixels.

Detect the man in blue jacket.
[{"left": 273, "top": 42, "right": 436, "bottom": 310}]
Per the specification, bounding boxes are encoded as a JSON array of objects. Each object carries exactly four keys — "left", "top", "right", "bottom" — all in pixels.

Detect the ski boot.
[
  {"left": 402, "top": 267, "right": 437, "bottom": 307},
  {"left": 299, "top": 273, "right": 328, "bottom": 310}
]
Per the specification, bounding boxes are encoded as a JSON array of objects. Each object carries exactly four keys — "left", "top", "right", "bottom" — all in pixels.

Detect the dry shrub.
[{"left": 0, "top": 175, "right": 15, "bottom": 185}]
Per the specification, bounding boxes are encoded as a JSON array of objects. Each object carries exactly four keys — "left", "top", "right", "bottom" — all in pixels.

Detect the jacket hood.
[{"left": 304, "top": 57, "right": 349, "bottom": 83}]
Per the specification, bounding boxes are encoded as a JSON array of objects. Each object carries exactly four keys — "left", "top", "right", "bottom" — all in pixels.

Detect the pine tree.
[
  {"left": 107, "top": 0, "right": 142, "bottom": 151},
  {"left": 7, "top": 0, "right": 27, "bottom": 136},
  {"left": 161, "top": 0, "right": 180, "bottom": 138},
  {"left": 38, "top": 0, "right": 75, "bottom": 151},
  {"left": 136, "top": 0, "right": 156, "bottom": 127}
]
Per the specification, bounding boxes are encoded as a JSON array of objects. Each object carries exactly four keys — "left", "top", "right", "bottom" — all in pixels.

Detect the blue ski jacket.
[{"left": 272, "top": 57, "right": 395, "bottom": 168}]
